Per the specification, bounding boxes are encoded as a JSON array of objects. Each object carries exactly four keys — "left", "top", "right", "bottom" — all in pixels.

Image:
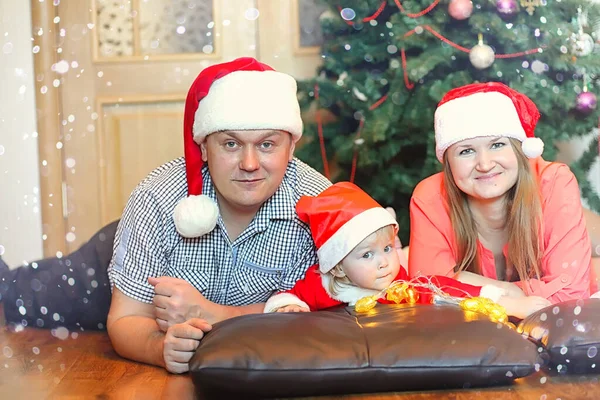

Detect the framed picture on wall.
[{"left": 292, "top": 0, "right": 329, "bottom": 55}]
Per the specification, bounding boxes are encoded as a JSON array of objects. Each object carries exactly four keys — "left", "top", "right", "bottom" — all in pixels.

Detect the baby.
[{"left": 264, "top": 182, "right": 550, "bottom": 319}]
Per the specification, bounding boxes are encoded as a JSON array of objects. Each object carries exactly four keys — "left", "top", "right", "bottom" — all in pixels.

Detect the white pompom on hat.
[
  {"left": 174, "top": 57, "right": 303, "bottom": 238},
  {"left": 434, "top": 82, "right": 543, "bottom": 162}
]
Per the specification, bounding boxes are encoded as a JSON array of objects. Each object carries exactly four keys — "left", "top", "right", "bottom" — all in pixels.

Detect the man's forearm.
[
  {"left": 224, "top": 302, "right": 266, "bottom": 320},
  {"left": 107, "top": 316, "right": 165, "bottom": 368}
]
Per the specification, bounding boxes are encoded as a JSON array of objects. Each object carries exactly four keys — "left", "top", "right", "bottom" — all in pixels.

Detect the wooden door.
[
  {"left": 256, "top": 0, "right": 325, "bottom": 79},
  {"left": 34, "top": 0, "right": 323, "bottom": 254}
]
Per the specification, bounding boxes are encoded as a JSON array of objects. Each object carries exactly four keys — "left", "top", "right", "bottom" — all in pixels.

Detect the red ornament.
[
  {"left": 576, "top": 91, "right": 597, "bottom": 114},
  {"left": 448, "top": 0, "right": 473, "bottom": 20}
]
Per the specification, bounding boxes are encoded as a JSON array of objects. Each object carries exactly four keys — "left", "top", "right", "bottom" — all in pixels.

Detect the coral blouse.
[{"left": 408, "top": 158, "right": 592, "bottom": 303}]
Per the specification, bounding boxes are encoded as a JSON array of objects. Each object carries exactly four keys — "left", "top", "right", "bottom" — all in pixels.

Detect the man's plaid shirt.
[{"left": 108, "top": 157, "right": 331, "bottom": 306}]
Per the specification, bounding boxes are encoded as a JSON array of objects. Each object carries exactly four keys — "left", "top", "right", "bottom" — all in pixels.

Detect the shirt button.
[{"left": 561, "top": 276, "right": 568, "bottom": 283}]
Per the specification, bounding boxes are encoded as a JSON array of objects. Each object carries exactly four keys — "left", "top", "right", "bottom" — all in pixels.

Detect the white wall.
[{"left": 0, "top": 0, "right": 43, "bottom": 268}]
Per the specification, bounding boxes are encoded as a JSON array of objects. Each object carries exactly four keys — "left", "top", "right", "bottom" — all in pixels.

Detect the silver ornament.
[
  {"left": 469, "top": 43, "right": 495, "bottom": 69},
  {"left": 572, "top": 33, "right": 594, "bottom": 57}
]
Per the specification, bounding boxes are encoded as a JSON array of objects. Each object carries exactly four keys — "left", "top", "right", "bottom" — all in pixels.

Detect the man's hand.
[
  {"left": 276, "top": 305, "right": 310, "bottom": 313},
  {"left": 149, "top": 276, "right": 229, "bottom": 331},
  {"left": 163, "top": 318, "right": 212, "bottom": 374}
]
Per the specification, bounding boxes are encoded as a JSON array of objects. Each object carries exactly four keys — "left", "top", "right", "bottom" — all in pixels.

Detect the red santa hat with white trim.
[
  {"left": 434, "top": 82, "right": 543, "bottom": 162},
  {"left": 296, "top": 182, "right": 398, "bottom": 273},
  {"left": 174, "top": 57, "right": 303, "bottom": 238}
]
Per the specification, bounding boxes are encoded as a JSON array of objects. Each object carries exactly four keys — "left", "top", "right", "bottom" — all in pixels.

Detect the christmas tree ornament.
[
  {"left": 572, "top": 6, "right": 595, "bottom": 57},
  {"left": 576, "top": 89, "right": 597, "bottom": 114},
  {"left": 469, "top": 34, "right": 495, "bottom": 69},
  {"left": 448, "top": 0, "right": 473, "bottom": 20},
  {"left": 496, "top": 0, "right": 518, "bottom": 19},
  {"left": 520, "top": 0, "right": 540, "bottom": 16},
  {"left": 573, "top": 33, "right": 595, "bottom": 57}
]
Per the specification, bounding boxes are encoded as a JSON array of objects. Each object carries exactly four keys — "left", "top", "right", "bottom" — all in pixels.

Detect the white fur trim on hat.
[
  {"left": 321, "top": 273, "right": 380, "bottom": 306},
  {"left": 173, "top": 195, "right": 219, "bottom": 238},
  {"left": 264, "top": 293, "right": 310, "bottom": 313},
  {"left": 434, "top": 91, "right": 527, "bottom": 162},
  {"left": 193, "top": 70, "right": 303, "bottom": 143},
  {"left": 317, "top": 207, "right": 398, "bottom": 274},
  {"left": 479, "top": 285, "right": 508, "bottom": 303}
]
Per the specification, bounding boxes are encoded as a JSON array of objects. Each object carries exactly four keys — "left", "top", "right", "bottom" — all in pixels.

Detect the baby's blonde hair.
[{"left": 325, "top": 224, "right": 396, "bottom": 296}]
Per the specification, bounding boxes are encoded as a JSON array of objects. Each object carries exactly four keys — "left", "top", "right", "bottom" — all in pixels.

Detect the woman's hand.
[{"left": 497, "top": 295, "right": 551, "bottom": 319}]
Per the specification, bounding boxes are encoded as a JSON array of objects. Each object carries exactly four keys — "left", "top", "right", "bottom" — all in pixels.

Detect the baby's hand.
[{"left": 276, "top": 305, "right": 310, "bottom": 313}]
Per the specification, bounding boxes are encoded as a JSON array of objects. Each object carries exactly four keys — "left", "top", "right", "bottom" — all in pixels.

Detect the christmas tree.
[{"left": 296, "top": 0, "right": 600, "bottom": 243}]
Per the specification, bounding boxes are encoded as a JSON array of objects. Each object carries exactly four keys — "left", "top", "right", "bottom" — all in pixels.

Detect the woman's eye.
[
  {"left": 491, "top": 142, "right": 506, "bottom": 149},
  {"left": 459, "top": 148, "right": 473, "bottom": 156},
  {"left": 362, "top": 252, "right": 373, "bottom": 259},
  {"left": 384, "top": 245, "right": 392, "bottom": 253}
]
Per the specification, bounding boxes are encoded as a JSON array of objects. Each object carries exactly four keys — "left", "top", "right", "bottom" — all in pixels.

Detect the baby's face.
[{"left": 340, "top": 228, "right": 400, "bottom": 291}]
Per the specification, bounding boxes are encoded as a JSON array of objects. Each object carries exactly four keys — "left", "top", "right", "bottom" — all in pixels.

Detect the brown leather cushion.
[
  {"left": 190, "top": 304, "right": 542, "bottom": 398},
  {"left": 518, "top": 299, "right": 600, "bottom": 374}
]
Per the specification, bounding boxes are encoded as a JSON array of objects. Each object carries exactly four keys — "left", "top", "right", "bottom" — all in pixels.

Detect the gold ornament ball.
[{"left": 469, "top": 43, "right": 495, "bottom": 69}]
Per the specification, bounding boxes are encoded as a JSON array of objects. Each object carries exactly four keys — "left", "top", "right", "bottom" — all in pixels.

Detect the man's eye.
[
  {"left": 260, "top": 142, "right": 273, "bottom": 149},
  {"left": 384, "top": 245, "right": 392, "bottom": 253},
  {"left": 225, "top": 141, "right": 237, "bottom": 148},
  {"left": 362, "top": 252, "right": 373, "bottom": 259}
]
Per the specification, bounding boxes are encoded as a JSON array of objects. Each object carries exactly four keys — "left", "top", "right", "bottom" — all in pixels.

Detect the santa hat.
[
  {"left": 297, "top": 182, "right": 398, "bottom": 274},
  {"left": 174, "top": 57, "right": 304, "bottom": 238},
  {"left": 434, "top": 82, "right": 543, "bottom": 162}
]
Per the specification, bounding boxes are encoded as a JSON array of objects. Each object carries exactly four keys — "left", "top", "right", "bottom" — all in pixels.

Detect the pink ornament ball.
[
  {"left": 448, "top": 0, "right": 473, "bottom": 20},
  {"left": 576, "top": 91, "right": 597, "bottom": 114},
  {"left": 496, "top": 0, "right": 518, "bottom": 19}
]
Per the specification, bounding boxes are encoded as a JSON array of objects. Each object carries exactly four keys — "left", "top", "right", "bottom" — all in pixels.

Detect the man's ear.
[
  {"left": 200, "top": 140, "right": 208, "bottom": 162},
  {"left": 288, "top": 137, "right": 296, "bottom": 161}
]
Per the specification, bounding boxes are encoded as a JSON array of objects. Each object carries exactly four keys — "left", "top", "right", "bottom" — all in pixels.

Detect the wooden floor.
[{"left": 1, "top": 309, "right": 599, "bottom": 399}]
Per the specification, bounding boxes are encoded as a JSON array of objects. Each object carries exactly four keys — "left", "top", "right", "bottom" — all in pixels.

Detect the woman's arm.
[
  {"left": 408, "top": 186, "right": 457, "bottom": 278},
  {"left": 455, "top": 271, "right": 525, "bottom": 297},
  {"left": 522, "top": 164, "right": 591, "bottom": 303}
]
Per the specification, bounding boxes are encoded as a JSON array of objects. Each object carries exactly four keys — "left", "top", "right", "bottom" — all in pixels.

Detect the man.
[{"left": 106, "top": 57, "right": 331, "bottom": 373}]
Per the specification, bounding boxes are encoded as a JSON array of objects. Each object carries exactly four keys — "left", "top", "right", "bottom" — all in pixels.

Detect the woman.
[{"left": 408, "top": 82, "right": 591, "bottom": 309}]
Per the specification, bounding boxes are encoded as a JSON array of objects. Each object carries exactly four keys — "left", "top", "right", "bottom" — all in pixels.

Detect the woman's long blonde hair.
[{"left": 443, "top": 138, "right": 543, "bottom": 283}]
